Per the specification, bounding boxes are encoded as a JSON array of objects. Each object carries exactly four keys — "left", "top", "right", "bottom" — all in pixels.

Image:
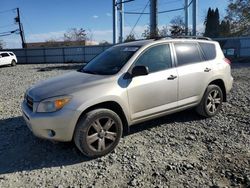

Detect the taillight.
[{"left": 224, "top": 58, "right": 231, "bottom": 65}]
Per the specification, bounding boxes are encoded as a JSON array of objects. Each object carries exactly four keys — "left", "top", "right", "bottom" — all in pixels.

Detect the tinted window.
[
  {"left": 9, "top": 53, "right": 14, "bottom": 56},
  {"left": 174, "top": 43, "right": 203, "bottom": 66},
  {"left": 81, "top": 46, "right": 139, "bottom": 75},
  {"left": 199, "top": 42, "right": 216, "bottom": 60},
  {"left": 134, "top": 44, "right": 172, "bottom": 73},
  {"left": 1, "top": 53, "right": 9, "bottom": 57}
]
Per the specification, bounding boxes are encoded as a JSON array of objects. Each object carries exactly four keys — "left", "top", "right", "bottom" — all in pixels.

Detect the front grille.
[{"left": 26, "top": 95, "right": 33, "bottom": 111}]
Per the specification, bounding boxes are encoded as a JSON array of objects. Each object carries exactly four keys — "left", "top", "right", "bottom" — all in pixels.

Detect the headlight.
[{"left": 37, "top": 96, "right": 71, "bottom": 113}]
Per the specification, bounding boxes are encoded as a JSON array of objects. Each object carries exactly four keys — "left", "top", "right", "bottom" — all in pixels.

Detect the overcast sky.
[{"left": 1, "top": 0, "right": 228, "bottom": 48}]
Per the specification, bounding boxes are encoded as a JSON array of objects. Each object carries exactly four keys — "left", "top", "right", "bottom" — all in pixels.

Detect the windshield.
[{"left": 81, "top": 45, "right": 139, "bottom": 75}]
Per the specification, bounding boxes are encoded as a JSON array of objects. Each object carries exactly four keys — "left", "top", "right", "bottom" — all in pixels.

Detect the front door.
[{"left": 127, "top": 44, "right": 178, "bottom": 120}]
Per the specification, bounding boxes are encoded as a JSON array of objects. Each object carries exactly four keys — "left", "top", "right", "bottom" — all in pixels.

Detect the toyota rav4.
[{"left": 22, "top": 37, "right": 233, "bottom": 157}]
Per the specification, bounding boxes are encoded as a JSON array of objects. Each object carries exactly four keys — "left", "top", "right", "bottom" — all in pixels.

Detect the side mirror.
[{"left": 131, "top": 65, "right": 149, "bottom": 77}]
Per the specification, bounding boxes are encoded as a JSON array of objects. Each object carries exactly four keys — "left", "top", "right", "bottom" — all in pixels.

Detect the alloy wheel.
[
  {"left": 86, "top": 117, "right": 117, "bottom": 152},
  {"left": 206, "top": 89, "right": 221, "bottom": 114}
]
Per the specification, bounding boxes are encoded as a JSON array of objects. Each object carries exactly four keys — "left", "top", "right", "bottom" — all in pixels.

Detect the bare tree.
[
  {"left": 142, "top": 26, "right": 160, "bottom": 39},
  {"left": 64, "top": 28, "right": 88, "bottom": 42},
  {"left": 44, "top": 39, "right": 60, "bottom": 47},
  {"left": 124, "top": 33, "right": 136, "bottom": 42},
  {"left": 99, "top": 40, "right": 111, "bottom": 45},
  {"left": 159, "top": 26, "right": 169, "bottom": 37},
  {"left": 169, "top": 16, "right": 185, "bottom": 36},
  {"left": 0, "top": 40, "right": 5, "bottom": 49}
]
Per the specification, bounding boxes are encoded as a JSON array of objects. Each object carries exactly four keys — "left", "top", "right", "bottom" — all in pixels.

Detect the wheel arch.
[
  {"left": 208, "top": 79, "right": 227, "bottom": 102},
  {"left": 75, "top": 101, "right": 129, "bottom": 137}
]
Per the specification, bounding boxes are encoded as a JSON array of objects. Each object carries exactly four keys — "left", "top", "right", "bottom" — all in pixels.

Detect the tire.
[
  {"left": 11, "top": 60, "right": 16, "bottom": 66},
  {"left": 74, "top": 109, "right": 123, "bottom": 158},
  {"left": 196, "top": 84, "right": 223, "bottom": 118}
]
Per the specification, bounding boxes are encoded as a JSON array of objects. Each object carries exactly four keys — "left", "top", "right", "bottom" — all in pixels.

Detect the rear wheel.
[
  {"left": 196, "top": 85, "right": 223, "bottom": 117},
  {"left": 74, "top": 109, "right": 123, "bottom": 158},
  {"left": 11, "top": 60, "right": 16, "bottom": 66}
]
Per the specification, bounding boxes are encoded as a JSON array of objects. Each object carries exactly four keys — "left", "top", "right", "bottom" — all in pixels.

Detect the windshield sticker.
[{"left": 123, "top": 47, "right": 139, "bottom": 52}]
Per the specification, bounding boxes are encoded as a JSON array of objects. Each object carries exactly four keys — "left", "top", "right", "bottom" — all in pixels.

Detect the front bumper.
[{"left": 21, "top": 101, "right": 81, "bottom": 142}]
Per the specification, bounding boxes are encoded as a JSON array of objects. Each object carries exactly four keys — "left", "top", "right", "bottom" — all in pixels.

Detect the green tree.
[
  {"left": 204, "top": 8, "right": 212, "bottom": 37},
  {"left": 169, "top": 16, "right": 185, "bottom": 36},
  {"left": 219, "top": 20, "right": 231, "bottom": 37},
  {"left": 214, "top": 8, "right": 220, "bottom": 37},
  {"left": 225, "top": 0, "right": 250, "bottom": 36},
  {"left": 204, "top": 8, "right": 220, "bottom": 38}
]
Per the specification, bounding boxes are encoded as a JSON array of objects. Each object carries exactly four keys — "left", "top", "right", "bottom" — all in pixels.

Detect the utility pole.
[
  {"left": 16, "top": 8, "right": 26, "bottom": 48},
  {"left": 150, "top": 0, "right": 158, "bottom": 38},
  {"left": 118, "top": 0, "right": 124, "bottom": 43},
  {"left": 192, "top": 0, "right": 197, "bottom": 36},
  {"left": 185, "top": 0, "right": 189, "bottom": 35},
  {"left": 113, "top": 0, "right": 117, "bottom": 44}
]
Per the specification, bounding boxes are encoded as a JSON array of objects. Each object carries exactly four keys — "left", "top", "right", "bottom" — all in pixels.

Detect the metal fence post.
[
  {"left": 25, "top": 48, "right": 28, "bottom": 63},
  {"left": 43, "top": 48, "right": 46, "bottom": 63},
  {"left": 62, "top": 47, "right": 65, "bottom": 63}
]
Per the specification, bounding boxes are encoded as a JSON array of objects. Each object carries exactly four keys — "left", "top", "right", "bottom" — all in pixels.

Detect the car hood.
[{"left": 27, "top": 71, "right": 109, "bottom": 101}]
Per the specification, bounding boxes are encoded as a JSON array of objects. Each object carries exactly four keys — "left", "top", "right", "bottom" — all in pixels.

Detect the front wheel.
[
  {"left": 74, "top": 109, "right": 123, "bottom": 158},
  {"left": 11, "top": 60, "right": 16, "bottom": 66},
  {"left": 196, "top": 85, "right": 223, "bottom": 117}
]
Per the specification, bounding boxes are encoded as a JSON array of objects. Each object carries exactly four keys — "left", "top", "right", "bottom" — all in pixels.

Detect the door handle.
[
  {"left": 204, "top": 67, "right": 211, "bottom": 72},
  {"left": 167, "top": 75, "right": 177, "bottom": 80}
]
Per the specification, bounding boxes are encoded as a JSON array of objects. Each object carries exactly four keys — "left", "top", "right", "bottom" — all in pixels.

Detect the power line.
[
  {"left": 0, "top": 8, "right": 16, "bottom": 14},
  {"left": 0, "top": 24, "right": 16, "bottom": 29},
  {"left": 0, "top": 33, "right": 13, "bottom": 37},
  {"left": 0, "top": 29, "right": 19, "bottom": 37},
  {"left": 158, "top": 7, "right": 184, "bottom": 14},
  {"left": 128, "top": 0, "right": 150, "bottom": 37},
  {"left": 0, "top": 29, "right": 19, "bottom": 34},
  {"left": 124, "top": 0, "right": 194, "bottom": 15}
]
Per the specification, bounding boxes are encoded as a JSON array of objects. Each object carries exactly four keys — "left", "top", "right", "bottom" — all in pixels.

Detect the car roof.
[
  {"left": 117, "top": 39, "right": 154, "bottom": 47},
  {"left": 117, "top": 37, "right": 217, "bottom": 48}
]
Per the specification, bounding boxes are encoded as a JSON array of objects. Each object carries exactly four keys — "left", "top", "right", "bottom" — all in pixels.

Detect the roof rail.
[{"left": 173, "top": 36, "right": 212, "bottom": 41}]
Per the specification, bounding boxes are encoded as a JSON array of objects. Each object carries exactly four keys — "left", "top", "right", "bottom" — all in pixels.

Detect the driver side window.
[{"left": 134, "top": 44, "right": 172, "bottom": 73}]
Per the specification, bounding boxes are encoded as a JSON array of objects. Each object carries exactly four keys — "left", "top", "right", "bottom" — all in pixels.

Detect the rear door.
[
  {"left": 173, "top": 42, "right": 212, "bottom": 106},
  {"left": 127, "top": 43, "right": 178, "bottom": 120}
]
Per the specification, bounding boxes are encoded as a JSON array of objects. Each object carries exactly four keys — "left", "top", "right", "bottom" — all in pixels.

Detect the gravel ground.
[{"left": 0, "top": 63, "right": 249, "bottom": 188}]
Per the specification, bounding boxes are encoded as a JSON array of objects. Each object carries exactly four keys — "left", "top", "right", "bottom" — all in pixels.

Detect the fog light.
[{"left": 48, "top": 130, "right": 56, "bottom": 137}]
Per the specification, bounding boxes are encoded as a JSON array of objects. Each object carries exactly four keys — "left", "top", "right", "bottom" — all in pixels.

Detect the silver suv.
[{"left": 22, "top": 37, "right": 233, "bottom": 157}]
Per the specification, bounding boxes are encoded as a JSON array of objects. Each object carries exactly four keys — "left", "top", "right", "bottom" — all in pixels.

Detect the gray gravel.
[{"left": 0, "top": 63, "right": 249, "bottom": 188}]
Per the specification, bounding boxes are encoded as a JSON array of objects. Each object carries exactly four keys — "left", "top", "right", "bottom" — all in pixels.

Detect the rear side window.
[
  {"left": 199, "top": 42, "right": 216, "bottom": 60},
  {"left": 9, "top": 53, "right": 14, "bottom": 56},
  {"left": 1, "top": 53, "right": 9, "bottom": 57},
  {"left": 134, "top": 44, "right": 172, "bottom": 73},
  {"left": 174, "top": 43, "right": 203, "bottom": 66}
]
